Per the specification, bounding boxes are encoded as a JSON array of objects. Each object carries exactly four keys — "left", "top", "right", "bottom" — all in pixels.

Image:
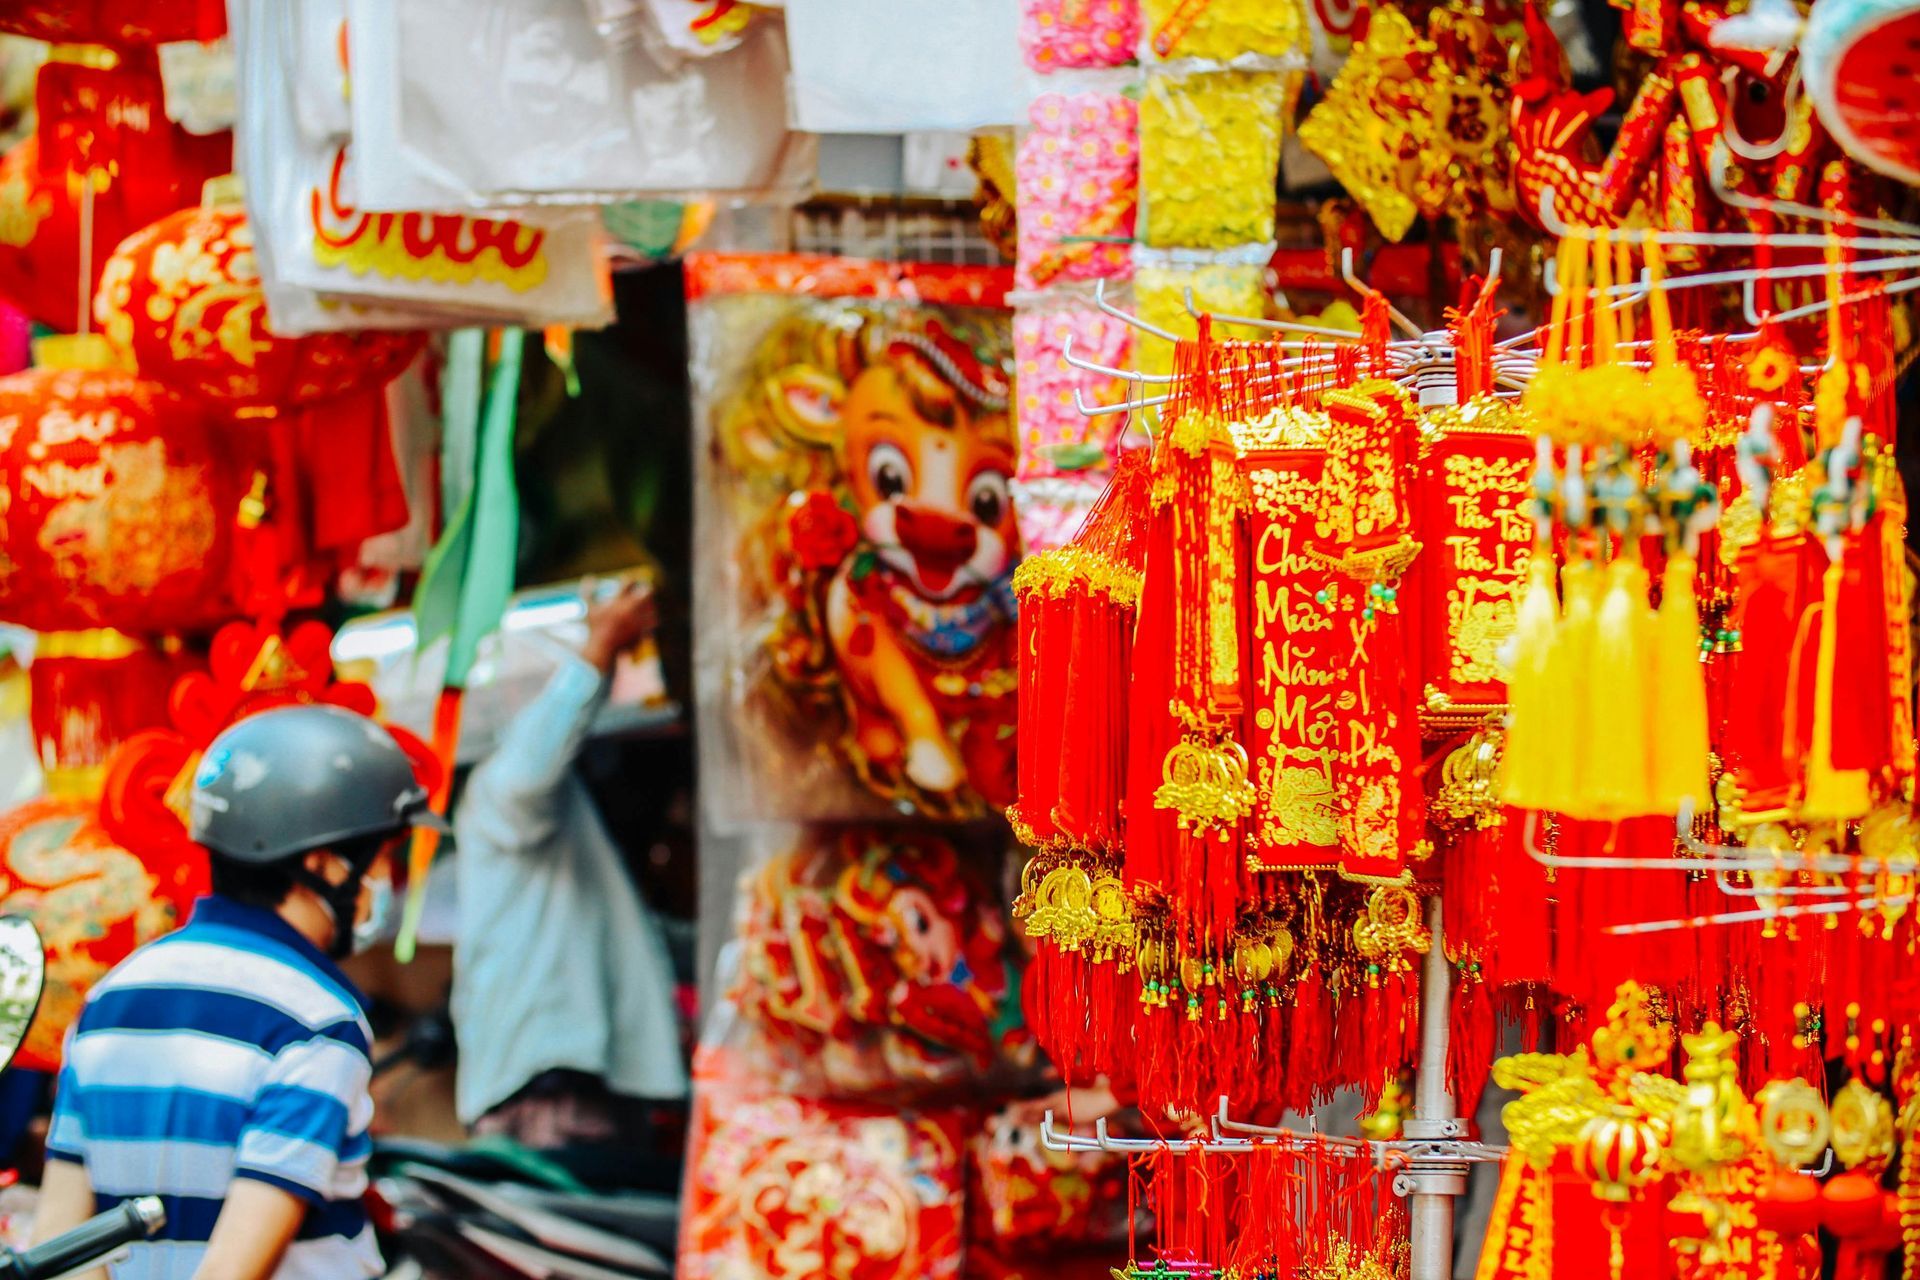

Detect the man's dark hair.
[{"left": 208, "top": 830, "right": 401, "bottom": 911}]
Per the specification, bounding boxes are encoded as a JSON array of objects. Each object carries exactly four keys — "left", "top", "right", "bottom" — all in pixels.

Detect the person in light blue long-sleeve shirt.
[{"left": 452, "top": 583, "right": 688, "bottom": 1144}]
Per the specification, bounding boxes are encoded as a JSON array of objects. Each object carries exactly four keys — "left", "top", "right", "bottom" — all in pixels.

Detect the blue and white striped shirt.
[{"left": 46, "top": 895, "right": 382, "bottom": 1280}]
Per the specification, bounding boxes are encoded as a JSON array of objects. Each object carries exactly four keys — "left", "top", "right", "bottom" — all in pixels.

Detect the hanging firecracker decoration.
[
  {"left": 95, "top": 183, "right": 423, "bottom": 601},
  {"left": 0, "top": 0, "right": 223, "bottom": 44},
  {"left": 0, "top": 48, "right": 229, "bottom": 332},
  {"left": 0, "top": 793, "right": 194, "bottom": 1072}
]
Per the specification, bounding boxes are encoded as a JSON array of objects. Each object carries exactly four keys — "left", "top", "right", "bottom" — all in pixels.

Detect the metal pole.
[{"left": 1404, "top": 894, "right": 1462, "bottom": 1280}]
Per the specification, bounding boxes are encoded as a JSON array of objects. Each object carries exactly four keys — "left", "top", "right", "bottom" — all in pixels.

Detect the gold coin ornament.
[
  {"left": 1757, "top": 1078, "right": 1832, "bottom": 1171},
  {"left": 1831, "top": 1078, "right": 1897, "bottom": 1173}
]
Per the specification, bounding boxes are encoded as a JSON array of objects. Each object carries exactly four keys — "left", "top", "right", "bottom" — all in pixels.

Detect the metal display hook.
[
  {"left": 1535, "top": 187, "right": 1920, "bottom": 252},
  {"left": 1094, "top": 277, "right": 1181, "bottom": 343},
  {"left": 1341, "top": 246, "right": 1425, "bottom": 340},
  {"left": 1183, "top": 286, "right": 1370, "bottom": 340},
  {"left": 1708, "top": 138, "right": 1920, "bottom": 239}
]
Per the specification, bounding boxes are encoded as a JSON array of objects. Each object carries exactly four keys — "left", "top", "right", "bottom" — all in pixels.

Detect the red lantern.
[
  {"left": 1754, "top": 1168, "right": 1824, "bottom": 1237},
  {"left": 0, "top": 0, "right": 223, "bottom": 44},
  {"left": 1821, "top": 1170, "right": 1888, "bottom": 1237},
  {"left": 0, "top": 336, "right": 249, "bottom": 635},
  {"left": 0, "top": 49, "right": 229, "bottom": 331},
  {"left": 94, "top": 191, "right": 422, "bottom": 598},
  {"left": 0, "top": 794, "right": 194, "bottom": 1072},
  {"left": 95, "top": 195, "right": 424, "bottom": 414},
  {"left": 26, "top": 631, "right": 185, "bottom": 793},
  {"left": 1572, "top": 1109, "right": 1665, "bottom": 1201},
  {"left": 1803, "top": 0, "right": 1920, "bottom": 186}
]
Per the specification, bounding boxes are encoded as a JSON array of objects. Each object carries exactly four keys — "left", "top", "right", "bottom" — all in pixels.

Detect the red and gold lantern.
[
  {"left": 0, "top": 794, "right": 195, "bottom": 1071},
  {"left": 0, "top": 336, "right": 246, "bottom": 635},
  {"left": 25, "top": 630, "right": 183, "bottom": 796},
  {"left": 95, "top": 192, "right": 424, "bottom": 414},
  {"left": 0, "top": 335, "right": 245, "bottom": 785},
  {"left": 94, "top": 187, "right": 422, "bottom": 591},
  {"left": 0, "top": 48, "right": 229, "bottom": 331},
  {"left": 0, "top": 0, "right": 223, "bottom": 44},
  {"left": 1573, "top": 1108, "right": 1666, "bottom": 1201}
]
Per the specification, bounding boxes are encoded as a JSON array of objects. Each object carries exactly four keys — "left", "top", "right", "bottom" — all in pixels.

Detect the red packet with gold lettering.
[
  {"left": 1316, "top": 382, "right": 1426, "bottom": 882},
  {"left": 1243, "top": 439, "right": 1344, "bottom": 872},
  {"left": 1417, "top": 400, "right": 1536, "bottom": 724}
]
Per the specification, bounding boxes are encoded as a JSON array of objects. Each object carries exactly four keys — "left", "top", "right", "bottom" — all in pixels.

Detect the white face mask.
[{"left": 353, "top": 877, "right": 395, "bottom": 955}]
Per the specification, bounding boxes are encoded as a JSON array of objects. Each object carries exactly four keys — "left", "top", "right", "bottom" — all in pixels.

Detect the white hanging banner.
[
  {"left": 784, "top": 0, "right": 1029, "bottom": 132},
  {"left": 345, "top": 0, "right": 813, "bottom": 210}
]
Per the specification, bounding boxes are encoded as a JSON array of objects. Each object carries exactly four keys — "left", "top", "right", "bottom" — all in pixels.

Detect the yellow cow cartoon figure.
[{"left": 749, "top": 309, "right": 1021, "bottom": 818}]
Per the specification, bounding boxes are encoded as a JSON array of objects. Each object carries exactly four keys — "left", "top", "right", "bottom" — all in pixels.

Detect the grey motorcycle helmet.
[{"left": 189, "top": 704, "right": 448, "bottom": 864}]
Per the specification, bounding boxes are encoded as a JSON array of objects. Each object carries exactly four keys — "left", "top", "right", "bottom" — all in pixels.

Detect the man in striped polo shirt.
[{"left": 32, "top": 705, "right": 446, "bottom": 1280}]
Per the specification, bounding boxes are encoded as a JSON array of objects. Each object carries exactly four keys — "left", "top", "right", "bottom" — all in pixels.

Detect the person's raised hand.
[{"left": 581, "top": 580, "right": 656, "bottom": 674}]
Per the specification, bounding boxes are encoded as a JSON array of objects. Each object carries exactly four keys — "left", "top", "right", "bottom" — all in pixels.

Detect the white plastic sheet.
[
  {"left": 345, "top": 0, "right": 813, "bottom": 209},
  {"left": 584, "top": 0, "right": 765, "bottom": 59},
  {"left": 784, "top": 0, "right": 1029, "bottom": 133},
  {"left": 230, "top": 0, "right": 614, "bottom": 333}
]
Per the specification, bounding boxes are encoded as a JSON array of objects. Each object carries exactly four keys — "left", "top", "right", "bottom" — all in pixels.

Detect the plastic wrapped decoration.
[
  {"left": 784, "top": 0, "right": 1027, "bottom": 134},
  {"left": 1012, "top": 308, "right": 1134, "bottom": 554},
  {"left": 1801, "top": 0, "right": 1920, "bottom": 185},
  {"left": 1141, "top": 0, "right": 1308, "bottom": 59},
  {"left": 0, "top": 48, "right": 230, "bottom": 332},
  {"left": 691, "top": 253, "right": 1020, "bottom": 823},
  {"left": 1013, "top": 308, "right": 1131, "bottom": 478},
  {"left": 0, "top": 0, "right": 222, "bottom": 43},
  {"left": 0, "top": 794, "right": 193, "bottom": 1072},
  {"left": 679, "top": 1086, "right": 968, "bottom": 1280},
  {"left": 726, "top": 825, "right": 1025, "bottom": 1098},
  {"left": 583, "top": 0, "right": 767, "bottom": 58},
  {"left": 971, "top": 1100, "right": 1132, "bottom": 1255},
  {"left": 1015, "top": 91, "right": 1138, "bottom": 292},
  {"left": 1019, "top": 0, "right": 1140, "bottom": 71},
  {"left": 1139, "top": 70, "right": 1294, "bottom": 249}
]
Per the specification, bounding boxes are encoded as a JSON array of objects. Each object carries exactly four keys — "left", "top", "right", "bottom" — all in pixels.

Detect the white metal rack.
[{"left": 1035, "top": 214, "right": 1919, "bottom": 1272}]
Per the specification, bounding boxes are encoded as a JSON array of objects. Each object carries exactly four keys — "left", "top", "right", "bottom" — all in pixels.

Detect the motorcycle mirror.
[{"left": 0, "top": 917, "right": 45, "bottom": 1073}]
